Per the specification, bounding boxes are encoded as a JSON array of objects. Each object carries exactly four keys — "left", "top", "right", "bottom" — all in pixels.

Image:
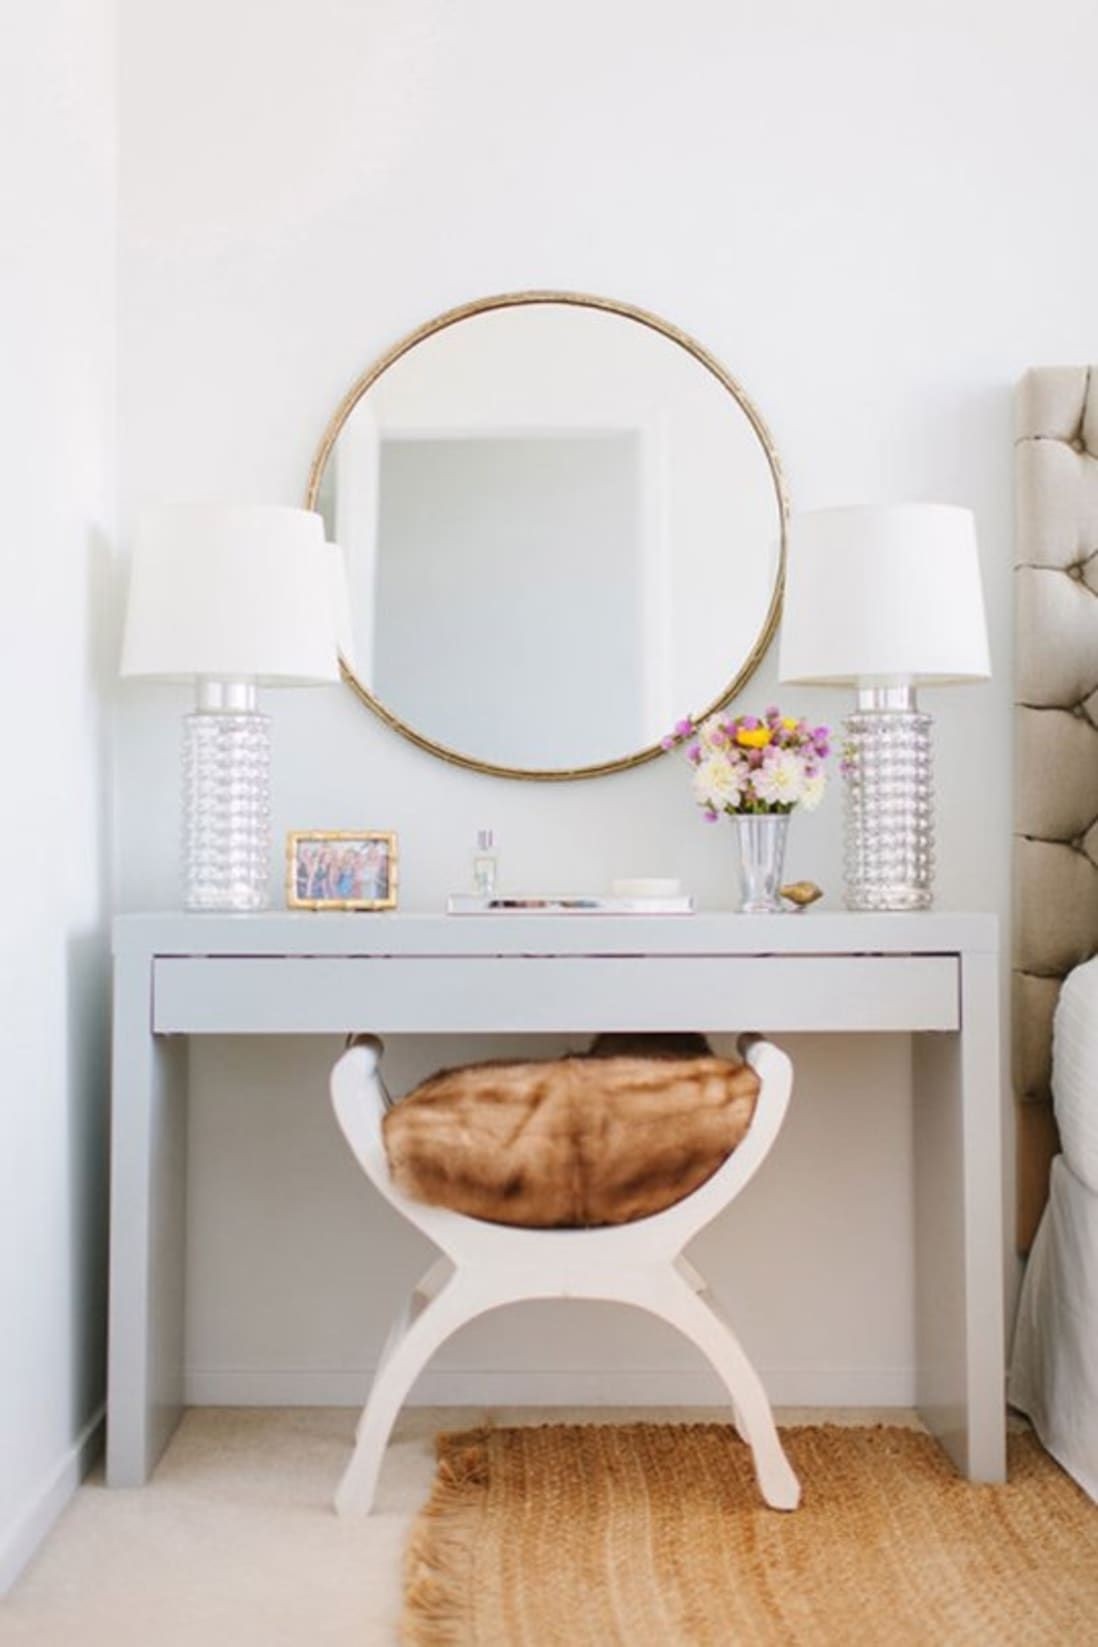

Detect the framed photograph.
[{"left": 286, "top": 831, "right": 399, "bottom": 911}]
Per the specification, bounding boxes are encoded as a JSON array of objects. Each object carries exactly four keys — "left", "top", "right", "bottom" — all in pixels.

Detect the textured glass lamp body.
[
  {"left": 183, "top": 681, "right": 271, "bottom": 911},
  {"left": 842, "top": 685, "right": 933, "bottom": 911}
]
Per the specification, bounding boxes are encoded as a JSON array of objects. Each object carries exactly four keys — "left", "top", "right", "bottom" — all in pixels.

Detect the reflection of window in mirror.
[{"left": 371, "top": 431, "right": 655, "bottom": 769}]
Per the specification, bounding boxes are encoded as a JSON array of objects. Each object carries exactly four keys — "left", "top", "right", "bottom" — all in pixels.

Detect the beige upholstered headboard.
[{"left": 1014, "top": 366, "right": 1098, "bottom": 1248}]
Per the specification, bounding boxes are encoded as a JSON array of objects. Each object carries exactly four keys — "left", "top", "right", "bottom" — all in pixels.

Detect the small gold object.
[{"left": 780, "top": 880, "right": 823, "bottom": 909}]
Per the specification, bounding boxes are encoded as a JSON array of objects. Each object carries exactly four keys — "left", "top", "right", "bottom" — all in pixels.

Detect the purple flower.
[
  {"left": 687, "top": 743, "right": 702, "bottom": 765},
  {"left": 702, "top": 806, "right": 719, "bottom": 823}
]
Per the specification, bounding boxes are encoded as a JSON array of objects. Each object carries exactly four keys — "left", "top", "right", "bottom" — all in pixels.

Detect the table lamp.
[
  {"left": 779, "top": 504, "right": 990, "bottom": 910},
  {"left": 121, "top": 506, "right": 344, "bottom": 911},
  {"left": 325, "top": 538, "right": 357, "bottom": 674}
]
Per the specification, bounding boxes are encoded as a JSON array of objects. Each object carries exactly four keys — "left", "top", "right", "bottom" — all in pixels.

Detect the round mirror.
[{"left": 306, "top": 292, "right": 786, "bottom": 780}]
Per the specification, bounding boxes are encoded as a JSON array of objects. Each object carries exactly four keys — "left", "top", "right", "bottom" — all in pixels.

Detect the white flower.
[
  {"left": 692, "top": 754, "right": 743, "bottom": 812},
  {"left": 753, "top": 750, "right": 806, "bottom": 808},
  {"left": 801, "top": 770, "right": 827, "bottom": 812}
]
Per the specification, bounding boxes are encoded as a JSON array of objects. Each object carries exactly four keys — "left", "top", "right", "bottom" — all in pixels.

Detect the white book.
[{"left": 446, "top": 893, "right": 695, "bottom": 915}]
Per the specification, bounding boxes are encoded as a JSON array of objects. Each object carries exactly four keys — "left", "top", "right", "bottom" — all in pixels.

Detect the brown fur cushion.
[{"left": 382, "top": 1050, "right": 760, "bottom": 1228}]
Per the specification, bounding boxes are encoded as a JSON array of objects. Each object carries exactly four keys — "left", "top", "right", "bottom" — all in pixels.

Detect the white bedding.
[
  {"left": 1009, "top": 1155, "right": 1098, "bottom": 1501},
  {"left": 1052, "top": 956, "right": 1098, "bottom": 1193},
  {"left": 1010, "top": 953, "right": 1098, "bottom": 1502}
]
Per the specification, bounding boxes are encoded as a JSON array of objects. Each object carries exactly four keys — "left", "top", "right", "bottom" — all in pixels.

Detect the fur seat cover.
[{"left": 382, "top": 1035, "right": 760, "bottom": 1228}]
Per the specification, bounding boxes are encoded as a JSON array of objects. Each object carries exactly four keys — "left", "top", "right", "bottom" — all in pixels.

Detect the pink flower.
[
  {"left": 667, "top": 704, "right": 832, "bottom": 824},
  {"left": 663, "top": 717, "right": 695, "bottom": 749}
]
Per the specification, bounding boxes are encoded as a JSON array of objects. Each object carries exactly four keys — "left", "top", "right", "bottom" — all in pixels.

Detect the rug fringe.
[{"left": 400, "top": 1431, "right": 491, "bottom": 1646}]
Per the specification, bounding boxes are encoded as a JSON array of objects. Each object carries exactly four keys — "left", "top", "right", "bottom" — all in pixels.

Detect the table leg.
[
  {"left": 106, "top": 949, "right": 188, "bottom": 1485},
  {"left": 913, "top": 948, "right": 1006, "bottom": 1480}
]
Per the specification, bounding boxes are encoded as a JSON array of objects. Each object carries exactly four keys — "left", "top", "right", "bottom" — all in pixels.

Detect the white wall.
[
  {"left": 0, "top": 0, "right": 115, "bottom": 1593},
  {"left": 114, "top": 0, "right": 1098, "bottom": 1408}
]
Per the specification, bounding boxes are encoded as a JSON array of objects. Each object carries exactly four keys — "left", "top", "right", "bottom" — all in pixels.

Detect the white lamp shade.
[
  {"left": 325, "top": 541, "right": 356, "bottom": 673},
  {"left": 121, "top": 505, "right": 342, "bottom": 684},
  {"left": 778, "top": 504, "right": 991, "bottom": 686}
]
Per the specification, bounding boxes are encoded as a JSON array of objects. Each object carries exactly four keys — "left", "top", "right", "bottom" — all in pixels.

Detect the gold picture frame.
[{"left": 286, "top": 830, "right": 399, "bottom": 911}]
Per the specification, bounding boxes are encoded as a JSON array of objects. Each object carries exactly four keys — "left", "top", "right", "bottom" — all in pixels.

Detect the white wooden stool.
[{"left": 329, "top": 1034, "right": 800, "bottom": 1515}]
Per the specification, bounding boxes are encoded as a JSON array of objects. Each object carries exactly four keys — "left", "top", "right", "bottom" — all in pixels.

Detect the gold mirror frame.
[{"left": 305, "top": 290, "right": 788, "bottom": 782}]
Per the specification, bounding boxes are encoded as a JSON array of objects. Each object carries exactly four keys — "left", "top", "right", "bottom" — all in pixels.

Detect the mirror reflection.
[{"left": 311, "top": 297, "right": 785, "bottom": 777}]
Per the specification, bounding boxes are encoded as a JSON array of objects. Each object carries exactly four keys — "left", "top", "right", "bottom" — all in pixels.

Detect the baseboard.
[
  {"left": 0, "top": 1406, "right": 105, "bottom": 1598},
  {"left": 184, "top": 1365, "right": 916, "bottom": 1409}
]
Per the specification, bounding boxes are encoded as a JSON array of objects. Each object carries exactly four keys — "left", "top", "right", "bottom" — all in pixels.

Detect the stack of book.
[{"left": 446, "top": 892, "right": 694, "bottom": 916}]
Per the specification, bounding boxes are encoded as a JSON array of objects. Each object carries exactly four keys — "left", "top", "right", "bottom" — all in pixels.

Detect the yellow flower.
[
  {"left": 736, "top": 726, "right": 772, "bottom": 749},
  {"left": 782, "top": 717, "right": 798, "bottom": 731}
]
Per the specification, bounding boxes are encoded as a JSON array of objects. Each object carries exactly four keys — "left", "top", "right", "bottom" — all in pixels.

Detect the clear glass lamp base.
[
  {"left": 183, "top": 682, "right": 271, "bottom": 912},
  {"left": 842, "top": 685, "right": 933, "bottom": 912}
]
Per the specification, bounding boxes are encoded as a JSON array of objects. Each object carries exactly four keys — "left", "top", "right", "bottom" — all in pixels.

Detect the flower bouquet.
[{"left": 664, "top": 707, "right": 830, "bottom": 911}]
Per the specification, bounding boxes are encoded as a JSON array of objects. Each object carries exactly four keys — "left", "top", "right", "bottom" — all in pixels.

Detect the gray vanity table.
[
  {"left": 107, "top": 908, "right": 1005, "bottom": 1489},
  {"left": 108, "top": 294, "right": 1006, "bottom": 1496}
]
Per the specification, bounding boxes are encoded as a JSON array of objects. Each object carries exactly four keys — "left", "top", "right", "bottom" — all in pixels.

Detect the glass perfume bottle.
[{"left": 472, "top": 829, "right": 498, "bottom": 897}]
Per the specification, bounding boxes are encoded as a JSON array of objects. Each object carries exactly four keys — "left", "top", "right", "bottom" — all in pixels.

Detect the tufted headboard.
[{"left": 1014, "top": 366, "right": 1098, "bottom": 1248}]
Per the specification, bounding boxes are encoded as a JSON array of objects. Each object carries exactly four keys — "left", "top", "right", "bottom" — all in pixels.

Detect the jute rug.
[{"left": 401, "top": 1424, "right": 1097, "bottom": 1646}]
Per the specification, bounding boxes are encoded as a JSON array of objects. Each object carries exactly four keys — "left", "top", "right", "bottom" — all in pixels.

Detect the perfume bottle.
[{"left": 472, "top": 829, "right": 498, "bottom": 897}]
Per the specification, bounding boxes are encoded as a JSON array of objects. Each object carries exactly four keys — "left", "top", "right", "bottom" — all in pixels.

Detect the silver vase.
[{"left": 733, "top": 813, "right": 789, "bottom": 914}]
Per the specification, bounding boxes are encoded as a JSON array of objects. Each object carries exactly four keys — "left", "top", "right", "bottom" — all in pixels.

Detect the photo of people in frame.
[{"left": 287, "top": 832, "right": 398, "bottom": 910}]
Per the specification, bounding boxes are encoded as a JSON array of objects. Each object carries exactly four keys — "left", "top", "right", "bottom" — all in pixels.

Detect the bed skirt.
[{"left": 1008, "top": 1153, "right": 1098, "bottom": 1502}]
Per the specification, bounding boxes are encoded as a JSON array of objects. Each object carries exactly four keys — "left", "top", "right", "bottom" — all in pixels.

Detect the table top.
[{"left": 114, "top": 908, "right": 998, "bottom": 960}]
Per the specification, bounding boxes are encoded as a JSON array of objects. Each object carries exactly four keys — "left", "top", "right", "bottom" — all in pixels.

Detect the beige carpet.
[
  {"left": 0, "top": 1407, "right": 861, "bottom": 1646},
  {"left": 404, "top": 1424, "right": 1097, "bottom": 1647},
  {"left": 0, "top": 1407, "right": 1018, "bottom": 1647}
]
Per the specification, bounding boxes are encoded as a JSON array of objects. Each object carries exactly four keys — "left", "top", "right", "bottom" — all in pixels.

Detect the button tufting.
[
  {"left": 1069, "top": 564, "right": 1084, "bottom": 580},
  {"left": 1073, "top": 436, "right": 1086, "bottom": 453}
]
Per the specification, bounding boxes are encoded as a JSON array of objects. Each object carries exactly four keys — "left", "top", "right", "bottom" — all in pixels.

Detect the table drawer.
[{"left": 152, "top": 954, "right": 959, "bottom": 1034}]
